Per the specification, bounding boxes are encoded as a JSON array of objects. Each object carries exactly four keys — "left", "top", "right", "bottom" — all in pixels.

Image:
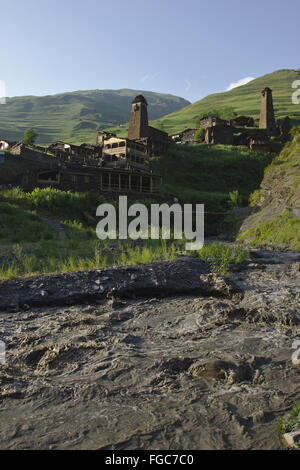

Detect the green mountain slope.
[
  {"left": 0, "top": 89, "right": 190, "bottom": 145},
  {"left": 108, "top": 69, "right": 300, "bottom": 137},
  {"left": 150, "top": 143, "right": 274, "bottom": 234},
  {"left": 238, "top": 127, "right": 300, "bottom": 251}
]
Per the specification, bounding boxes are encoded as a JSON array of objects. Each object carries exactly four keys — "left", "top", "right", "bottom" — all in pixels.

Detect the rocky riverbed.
[{"left": 0, "top": 250, "right": 299, "bottom": 450}]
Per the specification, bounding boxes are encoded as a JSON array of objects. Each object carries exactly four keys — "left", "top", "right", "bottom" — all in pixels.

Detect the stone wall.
[
  {"left": 200, "top": 116, "right": 227, "bottom": 130},
  {"left": 205, "top": 125, "right": 234, "bottom": 145},
  {"left": 181, "top": 128, "right": 197, "bottom": 142},
  {"left": 229, "top": 116, "right": 254, "bottom": 127}
]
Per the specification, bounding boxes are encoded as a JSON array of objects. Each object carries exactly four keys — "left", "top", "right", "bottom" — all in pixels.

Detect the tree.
[
  {"left": 23, "top": 128, "right": 38, "bottom": 146},
  {"left": 220, "top": 106, "right": 237, "bottom": 120}
]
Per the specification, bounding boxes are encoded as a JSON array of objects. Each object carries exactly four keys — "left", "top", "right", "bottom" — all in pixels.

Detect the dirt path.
[
  {"left": 36, "top": 214, "right": 65, "bottom": 241},
  {"left": 0, "top": 250, "right": 299, "bottom": 450}
]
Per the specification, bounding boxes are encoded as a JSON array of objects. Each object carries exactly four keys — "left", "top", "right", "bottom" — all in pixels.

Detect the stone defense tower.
[
  {"left": 128, "top": 95, "right": 149, "bottom": 139},
  {"left": 259, "top": 87, "right": 277, "bottom": 135}
]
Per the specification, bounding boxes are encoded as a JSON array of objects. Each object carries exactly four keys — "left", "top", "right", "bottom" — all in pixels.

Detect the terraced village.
[{"left": 0, "top": 68, "right": 299, "bottom": 450}]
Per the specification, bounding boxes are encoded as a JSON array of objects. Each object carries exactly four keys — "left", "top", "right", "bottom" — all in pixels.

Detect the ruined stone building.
[
  {"left": 229, "top": 116, "right": 254, "bottom": 127},
  {"left": 181, "top": 87, "right": 288, "bottom": 151},
  {"left": 199, "top": 116, "right": 234, "bottom": 145},
  {"left": 128, "top": 95, "right": 169, "bottom": 154},
  {"left": 277, "top": 116, "right": 291, "bottom": 142},
  {"left": 249, "top": 134, "right": 271, "bottom": 153},
  {"left": 259, "top": 87, "right": 277, "bottom": 135},
  {"left": 170, "top": 128, "right": 198, "bottom": 143}
]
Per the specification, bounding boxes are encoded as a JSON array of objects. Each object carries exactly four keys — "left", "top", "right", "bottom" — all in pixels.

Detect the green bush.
[
  {"left": 277, "top": 401, "right": 300, "bottom": 435},
  {"left": 194, "top": 128, "right": 204, "bottom": 142},
  {"left": 197, "top": 242, "right": 249, "bottom": 273},
  {"left": 23, "top": 128, "right": 38, "bottom": 145},
  {"left": 249, "top": 189, "right": 263, "bottom": 207},
  {"left": 238, "top": 210, "right": 300, "bottom": 251},
  {"left": 228, "top": 190, "right": 242, "bottom": 208},
  {"left": 0, "top": 187, "right": 106, "bottom": 224}
]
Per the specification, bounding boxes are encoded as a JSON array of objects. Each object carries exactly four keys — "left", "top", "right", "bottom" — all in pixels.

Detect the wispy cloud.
[
  {"left": 226, "top": 76, "right": 255, "bottom": 91},
  {"left": 139, "top": 73, "right": 159, "bottom": 83},
  {"left": 140, "top": 74, "right": 150, "bottom": 83},
  {"left": 184, "top": 78, "right": 191, "bottom": 92}
]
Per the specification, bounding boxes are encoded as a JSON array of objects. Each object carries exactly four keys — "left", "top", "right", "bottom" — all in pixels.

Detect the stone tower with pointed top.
[
  {"left": 128, "top": 95, "right": 149, "bottom": 139},
  {"left": 259, "top": 87, "right": 277, "bottom": 135}
]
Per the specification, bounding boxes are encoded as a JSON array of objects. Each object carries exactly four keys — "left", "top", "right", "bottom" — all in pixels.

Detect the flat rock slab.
[
  {"left": 0, "top": 257, "right": 240, "bottom": 311},
  {"left": 283, "top": 429, "right": 300, "bottom": 449}
]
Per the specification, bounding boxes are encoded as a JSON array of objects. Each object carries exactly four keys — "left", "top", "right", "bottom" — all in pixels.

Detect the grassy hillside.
[
  {"left": 0, "top": 201, "right": 56, "bottom": 244},
  {"left": 238, "top": 127, "right": 300, "bottom": 251},
  {"left": 108, "top": 69, "right": 300, "bottom": 136},
  {"left": 0, "top": 89, "right": 189, "bottom": 146},
  {"left": 150, "top": 143, "right": 275, "bottom": 236},
  {"left": 0, "top": 187, "right": 250, "bottom": 279},
  {"left": 0, "top": 188, "right": 185, "bottom": 279}
]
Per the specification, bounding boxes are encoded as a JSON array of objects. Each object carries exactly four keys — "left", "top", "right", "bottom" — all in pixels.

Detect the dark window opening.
[{"left": 38, "top": 170, "right": 60, "bottom": 183}]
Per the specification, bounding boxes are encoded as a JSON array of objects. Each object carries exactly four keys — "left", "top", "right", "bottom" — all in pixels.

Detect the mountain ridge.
[{"left": 0, "top": 88, "right": 190, "bottom": 145}]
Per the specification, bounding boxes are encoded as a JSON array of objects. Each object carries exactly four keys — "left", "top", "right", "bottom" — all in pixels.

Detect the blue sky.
[{"left": 1, "top": 0, "right": 299, "bottom": 103}]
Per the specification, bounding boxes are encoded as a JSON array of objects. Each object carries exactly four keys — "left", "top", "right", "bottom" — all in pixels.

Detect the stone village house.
[{"left": 170, "top": 128, "right": 198, "bottom": 143}]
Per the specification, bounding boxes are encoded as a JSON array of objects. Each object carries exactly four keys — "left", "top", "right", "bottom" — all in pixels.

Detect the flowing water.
[{"left": 0, "top": 249, "right": 299, "bottom": 449}]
